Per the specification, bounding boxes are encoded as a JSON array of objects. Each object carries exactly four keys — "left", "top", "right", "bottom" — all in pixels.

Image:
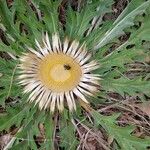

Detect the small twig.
[
  {"left": 82, "top": 129, "right": 92, "bottom": 150},
  {"left": 118, "top": 103, "right": 150, "bottom": 127},
  {"left": 76, "top": 119, "right": 111, "bottom": 150},
  {"left": 71, "top": 118, "right": 82, "bottom": 138},
  {"left": 4, "top": 127, "right": 23, "bottom": 150},
  {"left": 52, "top": 112, "right": 58, "bottom": 150}
]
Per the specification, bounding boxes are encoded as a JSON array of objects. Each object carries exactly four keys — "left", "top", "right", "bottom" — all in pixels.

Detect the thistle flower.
[{"left": 18, "top": 33, "right": 100, "bottom": 112}]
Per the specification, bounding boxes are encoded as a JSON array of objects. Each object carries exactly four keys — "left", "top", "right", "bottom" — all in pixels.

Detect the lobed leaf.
[
  {"left": 94, "top": 0, "right": 150, "bottom": 50},
  {"left": 92, "top": 111, "right": 150, "bottom": 150}
]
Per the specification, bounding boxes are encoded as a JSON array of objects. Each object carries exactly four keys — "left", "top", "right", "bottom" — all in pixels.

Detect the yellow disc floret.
[{"left": 38, "top": 53, "right": 82, "bottom": 92}]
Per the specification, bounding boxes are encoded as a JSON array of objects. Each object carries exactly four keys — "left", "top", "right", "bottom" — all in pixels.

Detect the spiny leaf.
[
  {"left": 92, "top": 111, "right": 150, "bottom": 150},
  {"left": 0, "top": 0, "right": 20, "bottom": 39},
  {"left": 85, "top": 21, "right": 113, "bottom": 49},
  {"left": 60, "top": 122, "right": 79, "bottom": 149},
  {"left": 60, "top": 112, "right": 79, "bottom": 149},
  {"left": 40, "top": 114, "right": 55, "bottom": 150},
  {"left": 0, "top": 106, "right": 30, "bottom": 131},
  {"left": 39, "top": 0, "right": 62, "bottom": 34},
  {"left": 0, "top": 43, "right": 15, "bottom": 54},
  {"left": 66, "top": 0, "right": 113, "bottom": 40},
  {"left": 13, "top": 0, "right": 43, "bottom": 40},
  {"left": 99, "top": 48, "right": 145, "bottom": 71},
  {"left": 95, "top": 13, "right": 150, "bottom": 73},
  {"left": 94, "top": 0, "right": 150, "bottom": 49},
  {"left": 114, "top": 0, "right": 146, "bottom": 24},
  {"left": 101, "top": 76, "right": 150, "bottom": 96},
  {"left": 0, "top": 59, "right": 20, "bottom": 106},
  {"left": 10, "top": 110, "right": 46, "bottom": 150}
]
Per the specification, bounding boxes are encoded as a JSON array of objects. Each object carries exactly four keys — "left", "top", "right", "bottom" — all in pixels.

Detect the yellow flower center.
[
  {"left": 50, "top": 64, "right": 71, "bottom": 82},
  {"left": 38, "top": 53, "right": 82, "bottom": 92}
]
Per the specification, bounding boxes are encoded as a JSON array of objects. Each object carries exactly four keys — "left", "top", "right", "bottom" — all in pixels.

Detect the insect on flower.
[{"left": 18, "top": 33, "right": 100, "bottom": 112}]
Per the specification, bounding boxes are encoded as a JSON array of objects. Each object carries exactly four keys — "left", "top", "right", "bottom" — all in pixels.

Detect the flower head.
[{"left": 18, "top": 33, "right": 100, "bottom": 112}]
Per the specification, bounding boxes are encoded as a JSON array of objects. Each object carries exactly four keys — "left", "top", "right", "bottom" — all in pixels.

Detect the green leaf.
[
  {"left": 114, "top": 0, "right": 146, "bottom": 24},
  {"left": 0, "top": 0, "right": 20, "bottom": 39},
  {"left": 39, "top": 0, "right": 62, "bottom": 34},
  {"left": 92, "top": 111, "right": 150, "bottom": 150},
  {"left": 13, "top": 0, "right": 43, "bottom": 40},
  {"left": 99, "top": 48, "right": 144, "bottom": 71},
  {"left": 66, "top": 0, "right": 114, "bottom": 40},
  {"left": 10, "top": 141, "right": 29, "bottom": 150},
  {"left": 101, "top": 76, "right": 150, "bottom": 96},
  {"left": 94, "top": 0, "right": 150, "bottom": 49},
  {"left": 11, "top": 109, "right": 46, "bottom": 149},
  {"left": 0, "top": 106, "right": 30, "bottom": 131},
  {"left": 40, "top": 114, "right": 55, "bottom": 150},
  {"left": 60, "top": 112, "right": 79, "bottom": 149},
  {"left": 0, "top": 43, "right": 15, "bottom": 53},
  {"left": 95, "top": 13, "right": 150, "bottom": 73},
  {"left": 85, "top": 21, "right": 113, "bottom": 49},
  {"left": 0, "top": 59, "right": 20, "bottom": 106},
  {"left": 60, "top": 122, "right": 78, "bottom": 150}
]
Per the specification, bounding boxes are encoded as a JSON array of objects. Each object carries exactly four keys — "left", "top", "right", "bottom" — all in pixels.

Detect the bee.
[{"left": 64, "top": 64, "right": 71, "bottom": 70}]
